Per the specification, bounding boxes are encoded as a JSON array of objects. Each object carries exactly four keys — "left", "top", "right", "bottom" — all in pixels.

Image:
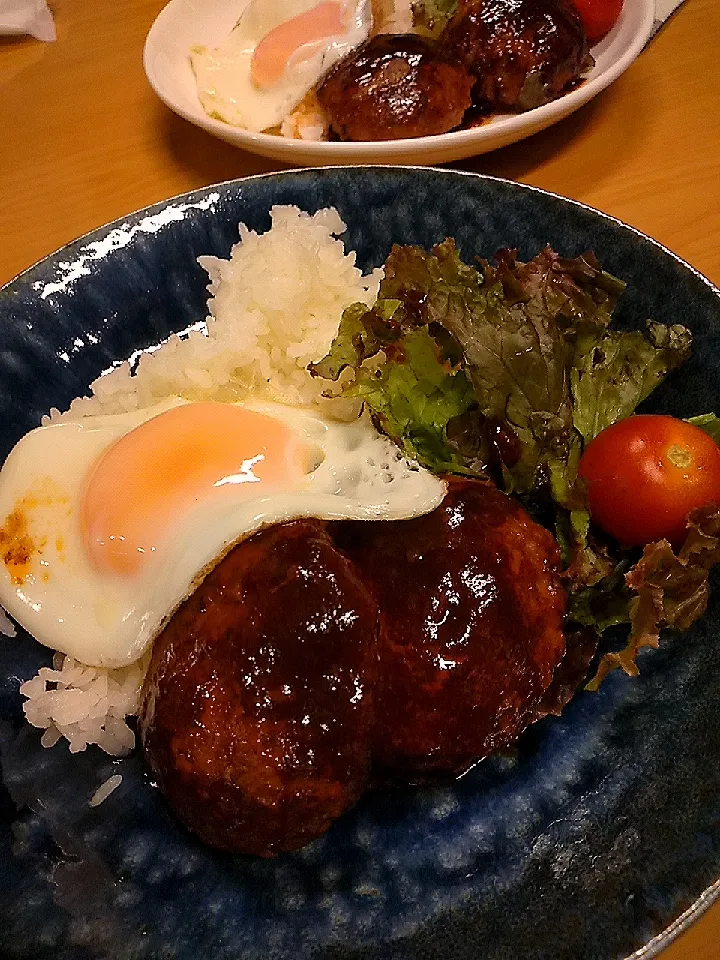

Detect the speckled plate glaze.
[{"left": 1, "top": 168, "right": 720, "bottom": 960}]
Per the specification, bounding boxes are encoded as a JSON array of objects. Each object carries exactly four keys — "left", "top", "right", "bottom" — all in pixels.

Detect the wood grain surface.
[{"left": 1, "top": 1, "right": 719, "bottom": 956}]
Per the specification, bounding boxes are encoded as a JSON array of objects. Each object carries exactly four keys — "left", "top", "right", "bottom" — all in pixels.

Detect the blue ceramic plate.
[{"left": 1, "top": 168, "right": 720, "bottom": 960}]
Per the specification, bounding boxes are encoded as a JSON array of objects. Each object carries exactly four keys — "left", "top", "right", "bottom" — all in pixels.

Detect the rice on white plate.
[{"left": 10, "top": 205, "right": 383, "bottom": 757}]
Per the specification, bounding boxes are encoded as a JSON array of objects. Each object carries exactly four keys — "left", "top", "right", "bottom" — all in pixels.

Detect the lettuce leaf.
[
  {"left": 567, "top": 558, "right": 634, "bottom": 632},
  {"left": 571, "top": 321, "right": 691, "bottom": 444},
  {"left": 485, "top": 247, "right": 624, "bottom": 347},
  {"left": 308, "top": 237, "right": 720, "bottom": 695},
  {"left": 341, "top": 325, "right": 481, "bottom": 474},
  {"left": 309, "top": 300, "right": 402, "bottom": 383},
  {"left": 437, "top": 246, "right": 576, "bottom": 492},
  {"left": 310, "top": 239, "right": 695, "bottom": 620},
  {"left": 585, "top": 505, "right": 720, "bottom": 690},
  {"left": 529, "top": 623, "right": 600, "bottom": 720},
  {"left": 309, "top": 245, "right": 487, "bottom": 474},
  {"left": 313, "top": 241, "right": 633, "bottom": 495},
  {"left": 310, "top": 241, "right": 481, "bottom": 383},
  {"left": 687, "top": 412, "right": 720, "bottom": 443},
  {"left": 440, "top": 246, "right": 627, "bottom": 491},
  {"left": 412, "top": 0, "right": 459, "bottom": 35}
]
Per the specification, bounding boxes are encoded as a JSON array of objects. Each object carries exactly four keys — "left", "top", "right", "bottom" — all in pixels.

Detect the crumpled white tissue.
[{"left": 0, "top": 0, "right": 56, "bottom": 41}]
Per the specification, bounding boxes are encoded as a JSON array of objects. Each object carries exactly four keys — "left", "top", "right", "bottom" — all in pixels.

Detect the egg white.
[
  {"left": 0, "top": 399, "right": 445, "bottom": 669},
  {"left": 191, "top": 0, "right": 372, "bottom": 132}
]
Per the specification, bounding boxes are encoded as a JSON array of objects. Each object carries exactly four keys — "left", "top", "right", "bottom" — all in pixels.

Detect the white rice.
[
  {"left": 89, "top": 773, "right": 123, "bottom": 807},
  {"left": 47, "top": 206, "right": 381, "bottom": 424},
  {"left": 18, "top": 205, "right": 383, "bottom": 754},
  {"left": 20, "top": 652, "right": 149, "bottom": 756},
  {"left": 280, "top": 93, "right": 330, "bottom": 142}
]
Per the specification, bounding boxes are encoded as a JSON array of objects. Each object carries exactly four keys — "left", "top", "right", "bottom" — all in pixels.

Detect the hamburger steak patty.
[
  {"left": 140, "top": 520, "right": 380, "bottom": 857},
  {"left": 141, "top": 480, "right": 568, "bottom": 854},
  {"left": 333, "top": 478, "right": 567, "bottom": 776},
  {"left": 316, "top": 34, "right": 474, "bottom": 141},
  {"left": 441, "top": 0, "right": 592, "bottom": 111}
]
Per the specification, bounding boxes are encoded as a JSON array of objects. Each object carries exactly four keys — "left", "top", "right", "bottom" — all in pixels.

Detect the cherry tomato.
[
  {"left": 567, "top": 0, "right": 624, "bottom": 42},
  {"left": 578, "top": 415, "right": 720, "bottom": 548}
]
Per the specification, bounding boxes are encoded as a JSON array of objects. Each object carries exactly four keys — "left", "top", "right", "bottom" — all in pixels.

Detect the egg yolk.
[
  {"left": 250, "top": 2, "right": 346, "bottom": 90},
  {"left": 80, "top": 403, "right": 309, "bottom": 577}
]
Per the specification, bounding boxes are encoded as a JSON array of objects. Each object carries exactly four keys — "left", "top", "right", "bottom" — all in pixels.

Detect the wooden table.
[{"left": 1, "top": 1, "right": 719, "bottom": 956}]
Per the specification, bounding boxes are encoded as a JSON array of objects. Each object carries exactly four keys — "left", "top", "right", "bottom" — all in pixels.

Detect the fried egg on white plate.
[
  {"left": 191, "top": 0, "right": 372, "bottom": 132},
  {"left": 0, "top": 399, "right": 445, "bottom": 670}
]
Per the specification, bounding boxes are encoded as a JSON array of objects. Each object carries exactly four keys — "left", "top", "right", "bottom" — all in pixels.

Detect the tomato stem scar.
[{"left": 667, "top": 444, "right": 693, "bottom": 469}]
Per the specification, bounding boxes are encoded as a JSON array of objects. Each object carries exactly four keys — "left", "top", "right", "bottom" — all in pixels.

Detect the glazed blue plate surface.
[{"left": 1, "top": 168, "right": 720, "bottom": 960}]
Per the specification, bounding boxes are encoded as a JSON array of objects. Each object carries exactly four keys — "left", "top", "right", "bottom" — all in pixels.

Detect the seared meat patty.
[
  {"left": 140, "top": 520, "right": 379, "bottom": 857},
  {"left": 316, "top": 34, "right": 474, "bottom": 141},
  {"left": 141, "top": 480, "right": 568, "bottom": 854},
  {"left": 333, "top": 478, "right": 567, "bottom": 776},
  {"left": 441, "top": 0, "right": 592, "bottom": 111}
]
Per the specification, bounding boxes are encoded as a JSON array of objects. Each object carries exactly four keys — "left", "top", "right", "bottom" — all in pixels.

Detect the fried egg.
[
  {"left": 191, "top": 0, "right": 372, "bottom": 132},
  {"left": 0, "top": 399, "right": 445, "bottom": 669}
]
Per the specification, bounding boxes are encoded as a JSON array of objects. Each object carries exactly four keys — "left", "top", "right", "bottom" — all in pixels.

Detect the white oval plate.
[{"left": 144, "top": 0, "right": 655, "bottom": 167}]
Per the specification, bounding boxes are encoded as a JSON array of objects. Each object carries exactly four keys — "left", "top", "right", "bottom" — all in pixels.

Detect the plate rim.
[
  {"left": 4, "top": 166, "right": 718, "bottom": 301},
  {"left": 141, "top": 0, "right": 656, "bottom": 163},
  {"left": 2, "top": 166, "right": 720, "bottom": 960},
  {"left": 628, "top": 875, "right": 720, "bottom": 960}
]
